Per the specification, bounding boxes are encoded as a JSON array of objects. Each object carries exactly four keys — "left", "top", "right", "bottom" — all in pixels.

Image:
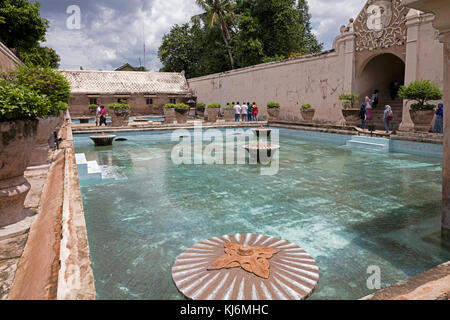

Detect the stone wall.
[
  {"left": 68, "top": 93, "right": 186, "bottom": 117},
  {"left": 0, "top": 42, "right": 21, "bottom": 72},
  {"left": 188, "top": 33, "right": 354, "bottom": 125}
]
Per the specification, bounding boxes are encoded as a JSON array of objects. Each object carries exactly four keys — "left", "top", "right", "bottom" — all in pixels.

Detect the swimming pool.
[{"left": 74, "top": 128, "right": 449, "bottom": 300}]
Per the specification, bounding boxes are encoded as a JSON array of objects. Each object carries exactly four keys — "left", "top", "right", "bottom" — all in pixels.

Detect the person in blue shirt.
[
  {"left": 360, "top": 103, "right": 367, "bottom": 129},
  {"left": 434, "top": 102, "right": 444, "bottom": 133},
  {"left": 247, "top": 103, "right": 253, "bottom": 121}
]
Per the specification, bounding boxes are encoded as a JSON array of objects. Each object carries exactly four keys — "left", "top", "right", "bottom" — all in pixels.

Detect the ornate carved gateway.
[{"left": 354, "top": 0, "right": 409, "bottom": 52}]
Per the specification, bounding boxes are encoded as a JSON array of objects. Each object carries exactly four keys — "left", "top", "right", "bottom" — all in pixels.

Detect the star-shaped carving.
[{"left": 208, "top": 243, "right": 278, "bottom": 279}]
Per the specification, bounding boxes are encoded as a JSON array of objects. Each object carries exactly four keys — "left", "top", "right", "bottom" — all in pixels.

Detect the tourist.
[
  {"left": 252, "top": 103, "right": 258, "bottom": 121},
  {"left": 95, "top": 104, "right": 101, "bottom": 127},
  {"left": 234, "top": 102, "right": 241, "bottom": 122},
  {"left": 360, "top": 103, "right": 367, "bottom": 129},
  {"left": 371, "top": 89, "right": 379, "bottom": 110},
  {"left": 241, "top": 102, "right": 248, "bottom": 122},
  {"left": 390, "top": 81, "right": 400, "bottom": 100},
  {"left": 99, "top": 106, "right": 107, "bottom": 126},
  {"left": 434, "top": 102, "right": 444, "bottom": 134},
  {"left": 247, "top": 103, "right": 253, "bottom": 121},
  {"left": 384, "top": 105, "right": 393, "bottom": 133},
  {"left": 365, "top": 96, "right": 373, "bottom": 122}
]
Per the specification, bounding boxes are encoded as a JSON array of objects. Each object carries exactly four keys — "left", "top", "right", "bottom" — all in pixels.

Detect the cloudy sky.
[{"left": 38, "top": 0, "right": 366, "bottom": 71}]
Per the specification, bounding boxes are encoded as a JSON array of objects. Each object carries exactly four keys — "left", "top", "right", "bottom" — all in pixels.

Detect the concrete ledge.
[{"left": 361, "top": 261, "right": 450, "bottom": 300}]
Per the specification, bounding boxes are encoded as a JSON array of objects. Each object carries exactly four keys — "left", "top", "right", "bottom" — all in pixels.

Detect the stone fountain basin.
[
  {"left": 243, "top": 143, "right": 280, "bottom": 164},
  {"left": 252, "top": 128, "right": 272, "bottom": 138},
  {"left": 90, "top": 134, "right": 117, "bottom": 146}
]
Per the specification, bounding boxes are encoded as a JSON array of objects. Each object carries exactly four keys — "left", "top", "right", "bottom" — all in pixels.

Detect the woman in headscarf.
[
  {"left": 383, "top": 105, "right": 393, "bottom": 133},
  {"left": 434, "top": 103, "right": 444, "bottom": 133}
]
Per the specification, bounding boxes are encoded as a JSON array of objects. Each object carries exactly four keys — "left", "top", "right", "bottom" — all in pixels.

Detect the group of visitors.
[
  {"left": 233, "top": 102, "right": 259, "bottom": 122},
  {"left": 95, "top": 105, "right": 107, "bottom": 127},
  {"left": 359, "top": 89, "right": 392, "bottom": 133}
]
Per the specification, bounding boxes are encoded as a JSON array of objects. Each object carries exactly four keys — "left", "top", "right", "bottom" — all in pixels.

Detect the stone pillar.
[
  {"left": 402, "top": 0, "right": 450, "bottom": 232},
  {"left": 399, "top": 9, "right": 421, "bottom": 131},
  {"left": 441, "top": 32, "right": 450, "bottom": 232}
]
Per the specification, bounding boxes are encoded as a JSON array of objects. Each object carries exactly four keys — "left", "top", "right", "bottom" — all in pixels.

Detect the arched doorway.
[{"left": 355, "top": 53, "right": 406, "bottom": 130}]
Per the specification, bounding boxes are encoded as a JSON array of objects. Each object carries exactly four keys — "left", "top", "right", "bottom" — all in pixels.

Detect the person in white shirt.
[
  {"left": 96, "top": 105, "right": 101, "bottom": 127},
  {"left": 241, "top": 103, "right": 248, "bottom": 122},
  {"left": 234, "top": 102, "right": 241, "bottom": 122}
]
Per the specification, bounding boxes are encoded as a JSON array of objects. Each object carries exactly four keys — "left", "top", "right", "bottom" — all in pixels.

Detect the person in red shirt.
[
  {"left": 252, "top": 102, "right": 258, "bottom": 121},
  {"left": 99, "top": 106, "right": 107, "bottom": 126}
]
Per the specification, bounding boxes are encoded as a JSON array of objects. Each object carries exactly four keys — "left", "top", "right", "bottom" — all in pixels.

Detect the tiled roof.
[
  {"left": 60, "top": 70, "right": 190, "bottom": 95},
  {"left": 0, "top": 41, "right": 23, "bottom": 66}
]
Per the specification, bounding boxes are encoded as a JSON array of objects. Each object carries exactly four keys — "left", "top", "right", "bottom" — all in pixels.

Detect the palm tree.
[{"left": 194, "top": 0, "right": 236, "bottom": 69}]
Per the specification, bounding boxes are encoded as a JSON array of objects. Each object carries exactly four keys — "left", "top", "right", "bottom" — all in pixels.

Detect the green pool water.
[{"left": 74, "top": 128, "right": 449, "bottom": 300}]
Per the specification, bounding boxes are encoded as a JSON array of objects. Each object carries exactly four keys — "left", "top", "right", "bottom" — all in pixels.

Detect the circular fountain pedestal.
[
  {"left": 172, "top": 234, "right": 319, "bottom": 300},
  {"left": 252, "top": 127, "right": 272, "bottom": 139},
  {"left": 90, "top": 133, "right": 116, "bottom": 146},
  {"left": 244, "top": 143, "right": 280, "bottom": 164}
]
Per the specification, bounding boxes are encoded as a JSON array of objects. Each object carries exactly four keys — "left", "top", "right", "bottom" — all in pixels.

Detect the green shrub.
[
  {"left": 1, "top": 65, "right": 71, "bottom": 116},
  {"left": 108, "top": 102, "right": 131, "bottom": 110},
  {"left": 207, "top": 103, "right": 221, "bottom": 109},
  {"left": 301, "top": 104, "right": 312, "bottom": 110},
  {"left": 267, "top": 102, "right": 280, "bottom": 109},
  {"left": 399, "top": 80, "right": 443, "bottom": 110},
  {"left": 339, "top": 93, "right": 359, "bottom": 109},
  {"left": 174, "top": 103, "right": 190, "bottom": 110},
  {"left": 197, "top": 103, "right": 206, "bottom": 109},
  {"left": 0, "top": 79, "right": 52, "bottom": 121},
  {"left": 89, "top": 104, "right": 98, "bottom": 110},
  {"left": 164, "top": 103, "right": 177, "bottom": 109},
  {"left": 225, "top": 103, "right": 233, "bottom": 109}
]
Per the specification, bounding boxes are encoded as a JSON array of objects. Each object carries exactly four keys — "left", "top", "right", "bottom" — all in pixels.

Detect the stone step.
[{"left": 345, "top": 136, "right": 391, "bottom": 152}]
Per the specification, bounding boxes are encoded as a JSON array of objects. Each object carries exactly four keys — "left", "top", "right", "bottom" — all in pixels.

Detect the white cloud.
[{"left": 41, "top": 0, "right": 366, "bottom": 70}]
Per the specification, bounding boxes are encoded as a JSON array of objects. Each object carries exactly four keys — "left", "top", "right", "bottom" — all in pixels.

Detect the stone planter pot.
[
  {"left": 207, "top": 108, "right": 219, "bottom": 123},
  {"left": 164, "top": 108, "right": 175, "bottom": 124},
  {"left": 196, "top": 107, "right": 205, "bottom": 118},
  {"left": 301, "top": 109, "right": 315, "bottom": 123},
  {"left": 224, "top": 109, "right": 235, "bottom": 122},
  {"left": 175, "top": 109, "right": 189, "bottom": 124},
  {"left": 342, "top": 109, "right": 360, "bottom": 126},
  {"left": 267, "top": 108, "right": 280, "bottom": 121},
  {"left": 110, "top": 109, "right": 130, "bottom": 127},
  {"left": 29, "top": 116, "right": 60, "bottom": 168},
  {"left": 0, "top": 120, "right": 38, "bottom": 227},
  {"left": 409, "top": 109, "right": 435, "bottom": 132}
]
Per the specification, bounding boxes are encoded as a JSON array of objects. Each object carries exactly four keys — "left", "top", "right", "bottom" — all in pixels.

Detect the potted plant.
[
  {"left": 339, "top": 93, "right": 360, "bottom": 126},
  {"left": 108, "top": 101, "right": 131, "bottom": 127},
  {"left": 8, "top": 66, "right": 71, "bottom": 168},
  {"left": 174, "top": 103, "right": 190, "bottom": 124},
  {"left": 196, "top": 103, "right": 206, "bottom": 118},
  {"left": 89, "top": 104, "right": 98, "bottom": 114},
  {"left": 224, "top": 103, "right": 235, "bottom": 122},
  {"left": 301, "top": 104, "right": 315, "bottom": 123},
  {"left": 267, "top": 102, "right": 281, "bottom": 121},
  {"left": 399, "top": 80, "right": 443, "bottom": 132},
  {"left": 163, "top": 103, "right": 176, "bottom": 124},
  {"left": 206, "top": 103, "right": 221, "bottom": 123},
  {"left": 0, "top": 79, "right": 52, "bottom": 227}
]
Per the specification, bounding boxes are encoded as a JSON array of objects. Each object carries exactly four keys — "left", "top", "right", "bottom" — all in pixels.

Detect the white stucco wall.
[{"left": 188, "top": 34, "right": 353, "bottom": 124}]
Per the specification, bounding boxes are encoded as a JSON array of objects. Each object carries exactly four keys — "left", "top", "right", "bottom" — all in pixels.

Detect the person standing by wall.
[
  {"left": 434, "top": 103, "right": 444, "bottom": 134},
  {"left": 234, "top": 102, "right": 241, "bottom": 122},
  {"left": 99, "top": 106, "right": 107, "bottom": 126},
  {"left": 371, "top": 90, "right": 379, "bottom": 110},
  {"left": 241, "top": 102, "right": 248, "bottom": 122},
  {"left": 360, "top": 103, "right": 367, "bottom": 129},
  {"left": 95, "top": 104, "right": 101, "bottom": 127},
  {"left": 365, "top": 96, "right": 373, "bottom": 125},
  {"left": 247, "top": 102, "right": 253, "bottom": 122},
  {"left": 252, "top": 103, "right": 258, "bottom": 121},
  {"left": 384, "top": 105, "right": 393, "bottom": 133}
]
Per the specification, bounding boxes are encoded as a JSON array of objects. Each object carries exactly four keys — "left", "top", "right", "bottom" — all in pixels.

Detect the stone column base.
[{"left": 0, "top": 176, "right": 31, "bottom": 228}]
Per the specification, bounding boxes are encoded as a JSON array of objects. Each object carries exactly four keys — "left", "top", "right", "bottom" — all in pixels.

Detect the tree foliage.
[
  {"left": 159, "top": 0, "right": 322, "bottom": 78},
  {"left": 0, "top": 0, "right": 60, "bottom": 68},
  {"left": 399, "top": 80, "right": 443, "bottom": 110}
]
